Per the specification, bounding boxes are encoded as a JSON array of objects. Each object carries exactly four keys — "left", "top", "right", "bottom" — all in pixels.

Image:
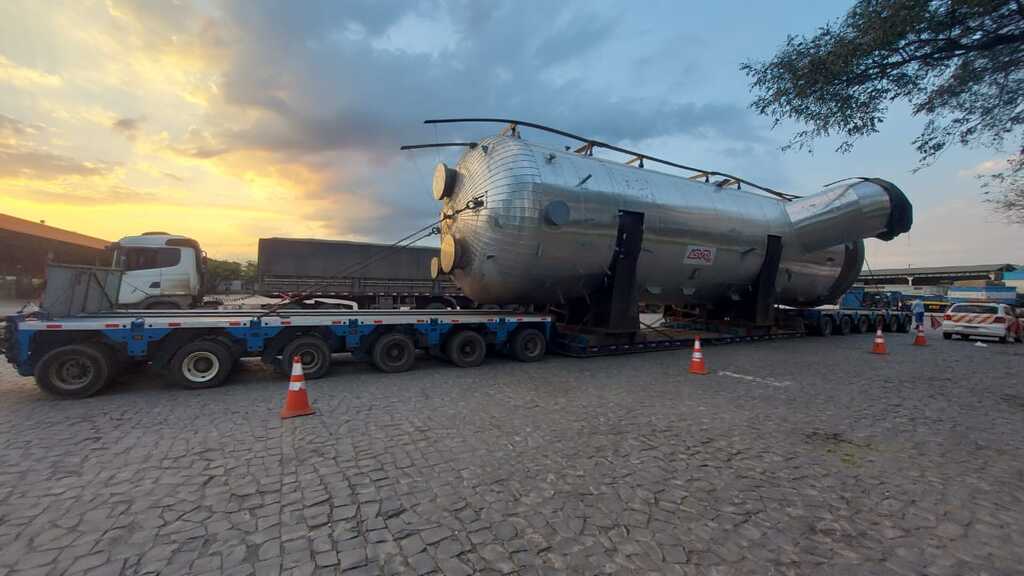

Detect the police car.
[{"left": 942, "top": 303, "right": 1023, "bottom": 343}]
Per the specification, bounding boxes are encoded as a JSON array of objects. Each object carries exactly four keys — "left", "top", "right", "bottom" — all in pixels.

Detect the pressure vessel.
[{"left": 433, "top": 135, "right": 911, "bottom": 308}]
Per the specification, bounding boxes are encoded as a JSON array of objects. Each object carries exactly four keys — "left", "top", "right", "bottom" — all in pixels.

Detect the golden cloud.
[{"left": 0, "top": 54, "right": 63, "bottom": 88}]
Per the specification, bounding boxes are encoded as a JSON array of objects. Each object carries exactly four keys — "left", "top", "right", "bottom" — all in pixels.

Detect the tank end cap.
[{"left": 868, "top": 178, "right": 913, "bottom": 241}]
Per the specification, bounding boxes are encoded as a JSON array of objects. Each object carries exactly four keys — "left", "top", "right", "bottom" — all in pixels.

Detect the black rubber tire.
[
  {"left": 854, "top": 315, "right": 870, "bottom": 334},
  {"left": 943, "top": 332, "right": 953, "bottom": 340},
  {"left": 445, "top": 330, "right": 487, "bottom": 368},
  {"left": 999, "top": 336, "right": 1008, "bottom": 344},
  {"left": 510, "top": 328, "right": 546, "bottom": 362},
  {"left": 371, "top": 332, "right": 416, "bottom": 373},
  {"left": 168, "top": 339, "right": 233, "bottom": 389},
  {"left": 898, "top": 316, "right": 912, "bottom": 333},
  {"left": 818, "top": 315, "right": 834, "bottom": 337},
  {"left": 838, "top": 316, "right": 853, "bottom": 336},
  {"left": 884, "top": 315, "right": 899, "bottom": 333},
  {"left": 35, "top": 343, "right": 112, "bottom": 398},
  {"left": 281, "top": 336, "right": 332, "bottom": 379}
]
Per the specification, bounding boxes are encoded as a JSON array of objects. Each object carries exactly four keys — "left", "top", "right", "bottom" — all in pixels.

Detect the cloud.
[
  {"left": 958, "top": 157, "right": 1011, "bottom": 178},
  {"left": 0, "top": 54, "right": 62, "bottom": 88},
  {"left": 0, "top": 113, "right": 112, "bottom": 179},
  {"left": 165, "top": 0, "right": 771, "bottom": 240},
  {"left": 111, "top": 116, "right": 144, "bottom": 139}
]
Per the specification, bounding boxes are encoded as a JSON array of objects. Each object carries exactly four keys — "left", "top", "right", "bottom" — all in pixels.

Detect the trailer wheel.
[
  {"left": 35, "top": 343, "right": 112, "bottom": 398},
  {"left": 510, "top": 328, "right": 546, "bottom": 362},
  {"left": 281, "top": 336, "right": 332, "bottom": 379},
  {"left": 168, "top": 339, "right": 233, "bottom": 389},
  {"left": 445, "top": 330, "right": 486, "bottom": 367},
  {"left": 898, "top": 315, "right": 912, "bottom": 333},
  {"left": 854, "top": 315, "right": 870, "bottom": 334},
  {"left": 818, "top": 315, "right": 834, "bottom": 337},
  {"left": 886, "top": 315, "right": 900, "bottom": 333},
  {"left": 371, "top": 332, "right": 416, "bottom": 373},
  {"left": 838, "top": 316, "right": 853, "bottom": 336},
  {"left": 943, "top": 332, "right": 953, "bottom": 340}
]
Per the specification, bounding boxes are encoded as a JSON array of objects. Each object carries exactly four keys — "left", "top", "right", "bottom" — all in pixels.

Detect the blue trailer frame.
[{"left": 2, "top": 309, "right": 553, "bottom": 397}]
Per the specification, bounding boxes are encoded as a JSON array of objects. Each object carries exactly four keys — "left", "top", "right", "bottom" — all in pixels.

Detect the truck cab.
[{"left": 109, "top": 233, "right": 206, "bottom": 309}]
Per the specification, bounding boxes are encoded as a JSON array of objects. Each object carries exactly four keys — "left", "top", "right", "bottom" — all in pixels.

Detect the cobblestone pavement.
[{"left": 1, "top": 330, "right": 1023, "bottom": 576}]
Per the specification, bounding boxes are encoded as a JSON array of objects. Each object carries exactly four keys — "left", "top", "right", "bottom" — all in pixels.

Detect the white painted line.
[{"left": 717, "top": 370, "right": 792, "bottom": 388}]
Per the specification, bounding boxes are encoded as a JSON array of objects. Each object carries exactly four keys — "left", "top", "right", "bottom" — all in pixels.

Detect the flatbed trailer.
[
  {"left": 2, "top": 309, "right": 552, "bottom": 398},
  {"left": 785, "top": 307, "right": 913, "bottom": 336}
]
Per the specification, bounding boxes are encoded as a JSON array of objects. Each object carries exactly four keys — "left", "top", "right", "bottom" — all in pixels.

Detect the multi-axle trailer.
[
  {"left": 2, "top": 309, "right": 552, "bottom": 398},
  {"left": 1, "top": 303, "right": 913, "bottom": 398}
]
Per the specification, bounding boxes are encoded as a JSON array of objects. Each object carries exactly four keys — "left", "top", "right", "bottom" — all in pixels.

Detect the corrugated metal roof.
[
  {"left": 0, "top": 213, "right": 109, "bottom": 250},
  {"left": 861, "top": 264, "right": 1017, "bottom": 277}
]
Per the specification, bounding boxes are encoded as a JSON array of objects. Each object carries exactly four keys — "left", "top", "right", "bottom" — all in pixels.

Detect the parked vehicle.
[
  {"left": 257, "top": 238, "right": 468, "bottom": 309},
  {"left": 108, "top": 232, "right": 206, "bottom": 309},
  {"left": 942, "top": 302, "right": 1022, "bottom": 343}
]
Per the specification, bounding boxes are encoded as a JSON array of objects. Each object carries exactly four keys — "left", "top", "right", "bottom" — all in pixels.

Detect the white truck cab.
[{"left": 109, "top": 232, "right": 206, "bottom": 309}]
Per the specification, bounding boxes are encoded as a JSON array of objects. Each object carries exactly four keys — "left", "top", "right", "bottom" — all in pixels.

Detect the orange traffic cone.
[
  {"left": 281, "top": 356, "right": 315, "bottom": 419},
  {"left": 913, "top": 323, "right": 927, "bottom": 346},
  {"left": 871, "top": 325, "right": 888, "bottom": 355},
  {"left": 689, "top": 336, "right": 709, "bottom": 375}
]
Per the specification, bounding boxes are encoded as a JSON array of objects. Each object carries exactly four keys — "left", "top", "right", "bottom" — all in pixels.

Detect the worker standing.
[{"left": 912, "top": 298, "right": 925, "bottom": 330}]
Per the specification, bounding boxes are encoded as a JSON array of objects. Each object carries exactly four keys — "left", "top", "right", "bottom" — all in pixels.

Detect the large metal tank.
[{"left": 433, "top": 135, "right": 911, "bottom": 308}]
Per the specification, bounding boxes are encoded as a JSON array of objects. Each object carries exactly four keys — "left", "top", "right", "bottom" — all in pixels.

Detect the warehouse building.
[{"left": 0, "top": 213, "right": 110, "bottom": 299}]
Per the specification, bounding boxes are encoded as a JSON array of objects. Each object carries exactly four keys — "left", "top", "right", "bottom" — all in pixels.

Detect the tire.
[
  {"left": 445, "top": 330, "right": 487, "bottom": 368},
  {"left": 35, "top": 343, "right": 112, "bottom": 398},
  {"left": 818, "top": 315, "right": 834, "bottom": 337},
  {"left": 898, "top": 316, "right": 912, "bottom": 333},
  {"left": 510, "top": 328, "right": 546, "bottom": 362},
  {"left": 854, "top": 315, "right": 870, "bottom": 334},
  {"left": 943, "top": 332, "right": 953, "bottom": 340},
  {"left": 371, "top": 332, "right": 416, "bottom": 373},
  {"left": 168, "top": 339, "right": 233, "bottom": 389},
  {"left": 838, "top": 316, "right": 853, "bottom": 336},
  {"left": 999, "top": 335, "right": 1008, "bottom": 344},
  {"left": 281, "top": 336, "right": 332, "bottom": 379},
  {"left": 886, "top": 315, "right": 900, "bottom": 333}
]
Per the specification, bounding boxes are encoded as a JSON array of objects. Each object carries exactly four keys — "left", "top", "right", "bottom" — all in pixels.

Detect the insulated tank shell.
[{"left": 436, "top": 136, "right": 911, "bottom": 308}]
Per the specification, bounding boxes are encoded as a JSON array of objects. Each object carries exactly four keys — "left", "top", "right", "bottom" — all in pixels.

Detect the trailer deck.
[{"left": 2, "top": 309, "right": 553, "bottom": 397}]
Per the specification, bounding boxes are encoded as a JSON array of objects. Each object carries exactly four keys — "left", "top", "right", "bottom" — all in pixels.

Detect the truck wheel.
[
  {"left": 854, "top": 315, "right": 870, "bottom": 334},
  {"left": 818, "top": 315, "right": 834, "bottom": 337},
  {"left": 886, "top": 315, "right": 900, "bottom": 333},
  {"left": 943, "top": 332, "right": 953, "bottom": 340},
  {"left": 35, "top": 343, "right": 112, "bottom": 398},
  {"left": 168, "top": 339, "right": 233, "bottom": 389},
  {"left": 838, "top": 316, "right": 852, "bottom": 336},
  {"left": 510, "top": 328, "right": 546, "bottom": 362},
  {"left": 371, "top": 332, "right": 416, "bottom": 373},
  {"left": 445, "top": 330, "right": 486, "bottom": 367},
  {"left": 281, "top": 336, "right": 332, "bottom": 379},
  {"left": 898, "top": 316, "right": 912, "bottom": 333}
]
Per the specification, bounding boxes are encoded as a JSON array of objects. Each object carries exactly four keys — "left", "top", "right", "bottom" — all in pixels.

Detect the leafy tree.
[
  {"left": 241, "top": 260, "right": 258, "bottom": 285},
  {"left": 742, "top": 0, "right": 1024, "bottom": 221},
  {"left": 204, "top": 258, "right": 242, "bottom": 292}
]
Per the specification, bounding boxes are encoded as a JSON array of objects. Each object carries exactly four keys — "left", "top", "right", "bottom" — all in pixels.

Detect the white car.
[{"left": 942, "top": 302, "right": 1023, "bottom": 343}]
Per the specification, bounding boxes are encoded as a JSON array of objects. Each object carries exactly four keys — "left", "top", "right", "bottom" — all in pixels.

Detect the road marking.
[{"left": 717, "top": 370, "right": 792, "bottom": 387}]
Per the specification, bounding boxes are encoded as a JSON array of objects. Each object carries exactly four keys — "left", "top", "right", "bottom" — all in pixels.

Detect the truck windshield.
[{"left": 116, "top": 247, "right": 182, "bottom": 271}]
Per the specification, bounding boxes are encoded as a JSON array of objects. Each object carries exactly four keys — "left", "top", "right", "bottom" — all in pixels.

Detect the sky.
[{"left": 0, "top": 0, "right": 1020, "bottom": 267}]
